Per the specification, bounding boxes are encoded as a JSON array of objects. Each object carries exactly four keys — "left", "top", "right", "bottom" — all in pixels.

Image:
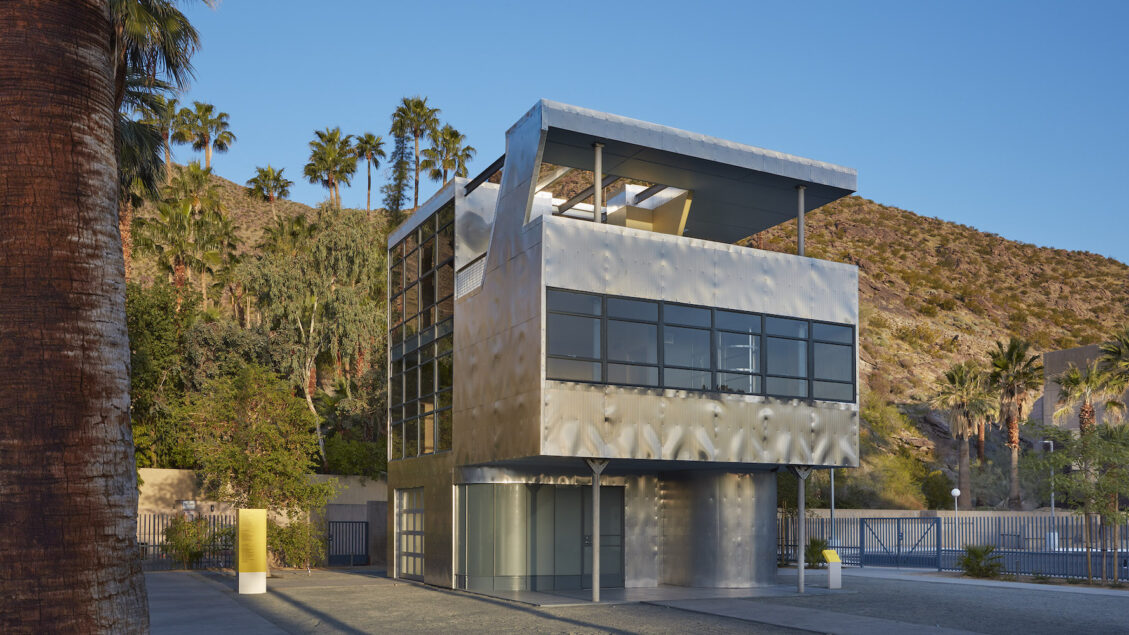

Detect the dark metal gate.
[
  {"left": 327, "top": 521, "right": 369, "bottom": 566},
  {"left": 859, "top": 518, "right": 941, "bottom": 569}
]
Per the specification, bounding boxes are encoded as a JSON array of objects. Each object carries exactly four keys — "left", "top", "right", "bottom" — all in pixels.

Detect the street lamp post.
[{"left": 951, "top": 488, "right": 961, "bottom": 546}]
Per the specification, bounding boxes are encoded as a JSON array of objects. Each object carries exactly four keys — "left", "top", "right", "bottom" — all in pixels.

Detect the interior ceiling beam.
[
  {"left": 535, "top": 166, "right": 573, "bottom": 193},
  {"left": 554, "top": 174, "right": 619, "bottom": 215},
  {"left": 632, "top": 183, "right": 667, "bottom": 205}
]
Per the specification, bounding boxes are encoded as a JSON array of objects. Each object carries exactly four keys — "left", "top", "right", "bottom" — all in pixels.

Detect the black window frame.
[{"left": 544, "top": 287, "right": 856, "bottom": 404}]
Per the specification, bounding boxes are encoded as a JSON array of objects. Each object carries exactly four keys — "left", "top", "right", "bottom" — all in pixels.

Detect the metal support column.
[
  {"left": 791, "top": 466, "right": 811, "bottom": 594},
  {"left": 830, "top": 469, "right": 836, "bottom": 546},
  {"left": 796, "top": 185, "right": 806, "bottom": 256},
  {"left": 586, "top": 458, "right": 609, "bottom": 602},
  {"left": 593, "top": 143, "right": 604, "bottom": 222}
]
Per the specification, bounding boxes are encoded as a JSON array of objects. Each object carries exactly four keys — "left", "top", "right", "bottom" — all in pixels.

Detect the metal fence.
[
  {"left": 138, "top": 513, "right": 236, "bottom": 571},
  {"left": 779, "top": 513, "right": 1129, "bottom": 581},
  {"left": 327, "top": 521, "right": 370, "bottom": 566}
]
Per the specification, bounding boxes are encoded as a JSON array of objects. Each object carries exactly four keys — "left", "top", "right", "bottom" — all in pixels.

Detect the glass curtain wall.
[{"left": 388, "top": 204, "right": 455, "bottom": 460}]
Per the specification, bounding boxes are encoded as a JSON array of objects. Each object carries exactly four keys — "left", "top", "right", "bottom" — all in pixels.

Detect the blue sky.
[{"left": 178, "top": 1, "right": 1129, "bottom": 263}]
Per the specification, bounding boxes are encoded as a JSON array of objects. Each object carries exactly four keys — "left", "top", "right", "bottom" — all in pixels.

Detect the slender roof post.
[
  {"left": 797, "top": 185, "right": 806, "bottom": 257},
  {"left": 586, "top": 458, "right": 608, "bottom": 601},
  {"left": 593, "top": 143, "right": 605, "bottom": 222}
]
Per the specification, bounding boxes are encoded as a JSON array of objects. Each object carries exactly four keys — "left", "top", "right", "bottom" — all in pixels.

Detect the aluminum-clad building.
[{"left": 385, "top": 100, "right": 859, "bottom": 596}]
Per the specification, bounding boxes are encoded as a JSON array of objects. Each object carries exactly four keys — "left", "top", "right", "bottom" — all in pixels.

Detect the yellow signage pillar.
[{"left": 237, "top": 508, "right": 267, "bottom": 594}]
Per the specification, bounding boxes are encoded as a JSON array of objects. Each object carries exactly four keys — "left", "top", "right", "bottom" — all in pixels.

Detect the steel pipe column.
[
  {"left": 790, "top": 466, "right": 811, "bottom": 593},
  {"left": 586, "top": 458, "right": 609, "bottom": 601},
  {"left": 593, "top": 143, "right": 604, "bottom": 222},
  {"left": 796, "top": 185, "right": 806, "bottom": 257}
]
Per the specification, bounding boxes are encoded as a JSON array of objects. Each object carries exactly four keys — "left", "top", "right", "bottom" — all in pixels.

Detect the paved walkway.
[{"left": 146, "top": 566, "right": 1129, "bottom": 634}]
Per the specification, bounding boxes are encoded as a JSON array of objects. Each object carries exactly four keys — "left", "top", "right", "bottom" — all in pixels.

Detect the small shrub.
[
  {"left": 921, "top": 470, "right": 954, "bottom": 509},
  {"left": 805, "top": 538, "right": 829, "bottom": 568},
  {"left": 269, "top": 518, "right": 326, "bottom": 571},
  {"left": 958, "top": 545, "right": 1003, "bottom": 578},
  {"left": 163, "top": 513, "right": 210, "bottom": 569}
]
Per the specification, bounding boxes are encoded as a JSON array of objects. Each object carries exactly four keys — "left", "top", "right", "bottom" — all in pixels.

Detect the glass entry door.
[{"left": 580, "top": 486, "right": 624, "bottom": 589}]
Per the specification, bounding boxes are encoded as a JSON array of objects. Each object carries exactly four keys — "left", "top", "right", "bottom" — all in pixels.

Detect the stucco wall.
[{"left": 137, "top": 468, "right": 387, "bottom": 514}]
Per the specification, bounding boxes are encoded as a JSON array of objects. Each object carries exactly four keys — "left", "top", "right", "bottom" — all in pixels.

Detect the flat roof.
[{"left": 533, "top": 100, "right": 857, "bottom": 242}]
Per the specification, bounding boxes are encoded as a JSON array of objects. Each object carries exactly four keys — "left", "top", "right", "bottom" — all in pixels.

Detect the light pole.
[
  {"left": 951, "top": 488, "right": 961, "bottom": 544},
  {"left": 830, "top": 468, "right": 837, "bottom": 547},
  {"left": 1043, "top": 439, "right": 1058, "bottom": 550}
]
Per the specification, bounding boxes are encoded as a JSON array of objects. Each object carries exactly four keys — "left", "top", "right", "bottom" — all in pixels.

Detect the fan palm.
[
  {"left": 138, "top": 94, "right": 179, "bottom": 184},
  {"left": 110, "top": 0, "right": 203, "bottom": 109},
  {"left": 134, "top": 199, "right": 204, "bottom": 309},
  {"left": 391, "top": 96, "right": 440, "bottom": 210},
  {"left": 354, "top": 133, "right": 386, "bottom": 212},
  {"left": 304, "top": 127, "right": 356, "bottom": 207},
  {"left": 246, "top": 165, "right": 293, "bottom": 221},
  {"left": 166, "top": 161, "right": 221, "bottom": 215},
  {"left": 932, "top": 361, "right": 995, "bottom": 509},
  {"left": 420, "top": 124, "right": 476, "bottom": 186},
  {"left": 1099, "top": 327, "right": 1129, "bottom": 395},
  {"left": 173, "top": 101, "right": 235, "bottom": 169},
  {"left": 989, "top": 337, "right": 1044, "bottom": 509},
  {"left": 260, "top": 214, "right": 316, "bottom": 258},
  {"left": 1055, "top": 360, "right": 1126, "bottom": 433},
  {"left": 193, "top": 211, "right": 238, "bottom": 310}
]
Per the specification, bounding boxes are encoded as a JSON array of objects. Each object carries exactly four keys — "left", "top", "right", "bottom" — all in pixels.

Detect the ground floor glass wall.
[
  {"left": 455, "top": 484, "right": 624, "bottom": 592},
  {"left": 396, "top": 488, "right": 425, "bottom": 580}
]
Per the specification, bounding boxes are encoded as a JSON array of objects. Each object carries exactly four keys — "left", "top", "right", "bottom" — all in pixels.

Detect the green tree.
[
  {"left": 173, "top": 100, "right": 235, "bottom": 169},
  {"left": 420, "top": 123, "right": 475, "bottom": 186},
  {"left": 392, "top": 96, "right": 440, "bottom": 210},
  {"left": 139, "top": 94, "right": 180, "bottom": 185},
  {"left": 304, "top": 127, "right": 356, "bottom": 207},
  {"left": 353, "top": 133, "right": 385, "bottom": 213},
  {"left": 1100, "top": 326, "right": 1129, "bottom": 394},
  {"left": 166, "top": 160, "right": 222, "bottom": 215},
  {"left": 134, "top": 199, "right": 204, "bottom": 307},
  {"left": 248, "top": 206, "right": 384, "bottom": 459},
  {"left": 931, "top": 361, "right": 995, "bottom": 509},
  {"left": 246, "top": 165, "right": 293, "bottom": 221},
  {"left": 988, "top": 337, "right": 1044, "bottom": 510},
  {"left": 380, "top": 122, "right": 412, "bottom": 222},
  {"left": 189, "top": 364, "right": 333, "bottom": 511},
  {"left": 1054, "top": 360, "right": 1125, "bottom": 433}
]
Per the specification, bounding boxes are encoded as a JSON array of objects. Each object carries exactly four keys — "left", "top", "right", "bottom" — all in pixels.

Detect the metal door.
[
  {"left": 580, "top": 486, "right": 625, "bottom": 589},
  {"left": 396, "top": 488, "right": 425, "bottom": 580},
  {"left": 859, "top": 517, "right": 941, "bottom": 569},
  {"left": 327, "top": 521, "right": 369, "bottom": 566}
]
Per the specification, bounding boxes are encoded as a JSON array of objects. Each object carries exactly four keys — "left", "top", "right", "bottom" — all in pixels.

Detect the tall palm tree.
[
  {"left": 1055, "top": 360, "right": 1126, "bottom": 433},
  {"left": 932, "top": 361, "right": 995, "bottom": 509},
  {"left": 134, "top": 199, "right": 204, "bottom": 308},
  {"left": 391, "top": 96, "right": 440, "bottom": 210},
  {"left": 110, "top": 0, "right": 200, "bottom": 110},
  {"left": 304, "top": 127, "right": 356, "bottom": 207},
  {"left": 173, "top": 100, "right": 235, "bottom": 169},
  {"left": 139, "top": 94, "right": 179, "bottom": 184},
  {"left": 353, "top": 133, "right": 385, "bottom": 212},
  {"left": 2, "top": 2, "right": 150, "bottom": 628},
  {"left": 193, "top": 210, "right": 238, "bottom": 311},
  {"left": 246, "top": 165, "right": 293, "bottom": 221},
  {"left": 166, "top": 160, "right": 222, "bottom": 215},
  {"left": 989, "top": 337, "right": 1044, "bottom": 509},
  {"left": 420, "top": 124, "right": 476, "bottom": 186},
  {"left": 1099, "top": 326, "right": 1129, "bottom": 395}
]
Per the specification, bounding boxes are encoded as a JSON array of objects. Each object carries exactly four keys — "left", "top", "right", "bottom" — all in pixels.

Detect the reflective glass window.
[
  {"left": 717, "top": 372, "right": 759, "bottom": 394},
  {"left": 607, "top": 298, "right": 658, "bottom": 322},
  {"left": 547, "top": 358, "right": 602, "bottom": 382},
  {"left": 716, "top": 310, "right": 759, "bottom": 333},
  {"left": 665, "top": 304, "right": 710, "bottom": 327},
  {"left": 421, "top": 414, "right": 435, "bottom": 454},
  {"left": 437, "top": 410, "right": 452, "bottom": 451},
  {"left": 766, "top": 337, "right": 806, "bottom": 377},
  {"left": 421, "top": 237, "right": 435, "bottom": 272},
  {"left": 607, "top": 363, "right": 658, "bottom": 386},
  {"left": 665, "top": 368, "right": 711, "bottom": 391},
  {"left": 717, "top": 332, "right": 759, "bottom": 373},
  {"left": 547, "top": 289, "right": 601, "bottom": 316},
  {"left": 664, "top": 326, "right": 710, "bottom": 369},
  {"left": 390, "top": 424, "right": 403, "bottom": 459},
  {"left": 547, "top": 314, "right": 601, "bottom": 359},
  {"left": 814, "top": 342, "right": 852, "bottom": 382},
  {"left": 405, "top": 419, "right": 418, "bottom": 456},
  {"left": 813, "top": 322, "right": 852, "bottom": 344},
  {"left": 607, "top": 320, "right": 658, "bottom": 364},
  {"left": 766, "top": 316, "right": 807, "bottom": 338},
  {"left": 437, "top": 355, "right": 453, "bottom": 390},
  {"left": 767, "top": 376, "right": 807, "bottom": 398},
  {"left": 813, "top": 381, "right": 853, "bottom": 401}
]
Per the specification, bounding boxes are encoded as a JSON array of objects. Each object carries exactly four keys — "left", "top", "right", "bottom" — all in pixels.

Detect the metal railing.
[
  {"left": 137, "top": 512, "right": 236, "bottom": 570},
  {"left": 778, "top": 513, "right": 1129, "bottom": 581}
]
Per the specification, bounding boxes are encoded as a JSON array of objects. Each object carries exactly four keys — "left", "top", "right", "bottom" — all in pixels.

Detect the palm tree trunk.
[
  {"left": 366, "top": 161, "right": 371, "bottom": 212},
  {"left": 1008, "top": 414, "right": 1022, "bottom": 510},
  {"left": 977, "top": 420, "right": 986, "bottom": 463},
  {"left": 413, "top": 134, "right": 420, "bottom": 210},
  {"left": 119, "top": 198, "right": 133, "bottom": 282},
  {"left": 269, "top": 194, "right": 277, "bottom": 222},
  {"left": 163, "top": 130, "right": 172, "bottom": 185},
  {"left": 205, "top": 139, "right": 212, "bottom": 169},
  {"left": 0, "top": 1, "right": 148, "bottom": 629},
  {"left": 200, "top": 269, "right": 208, "bottom": 310},
  {"left": 958, "top": 436, "right": 971, "bottom": 509}
]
